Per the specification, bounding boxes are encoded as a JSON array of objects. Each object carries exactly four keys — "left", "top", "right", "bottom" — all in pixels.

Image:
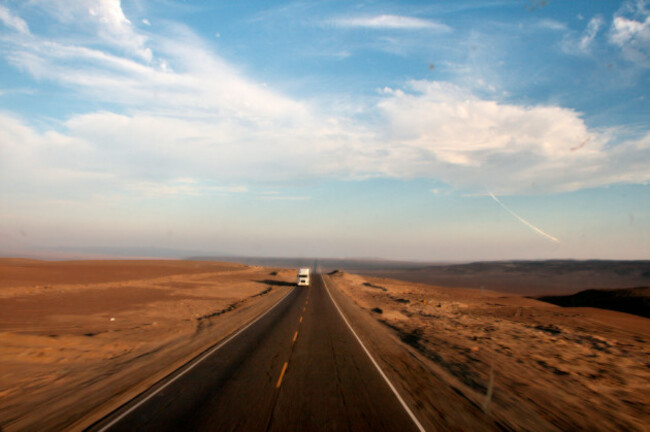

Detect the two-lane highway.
[{"left": 89, "top": 274, "right": 422, "bottom": 431}]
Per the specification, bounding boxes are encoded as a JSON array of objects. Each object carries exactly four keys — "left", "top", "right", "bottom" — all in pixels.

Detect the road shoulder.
[
  {"left": 324, "top": 273, "right": 499, "bottom": 431},
  {"left": 72, "top": 283, "right": 293, "bottom": 432}
]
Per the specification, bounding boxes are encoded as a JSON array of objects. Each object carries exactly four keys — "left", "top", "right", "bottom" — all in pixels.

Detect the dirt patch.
[
  {"left": 0, "top": 259, "right": 246, "bottom": 289},
  {"left": 0, "top": 287, "right": 175, "bottom": 323}
]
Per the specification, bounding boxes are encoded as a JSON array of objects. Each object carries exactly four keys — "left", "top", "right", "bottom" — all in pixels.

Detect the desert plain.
[
  {"left": 326, "top": 270, "right": 649, "bottom": 431},
  {"left": 0, "top": 258, "right": 648, "bottom": 431},
  {"left": 0, "top": 259, "right": 294, "bottom": 431}
]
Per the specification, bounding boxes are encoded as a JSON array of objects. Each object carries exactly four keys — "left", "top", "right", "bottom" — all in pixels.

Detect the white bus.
[{"left": 297, "top": 268, "right": 310, "bottom": 286}]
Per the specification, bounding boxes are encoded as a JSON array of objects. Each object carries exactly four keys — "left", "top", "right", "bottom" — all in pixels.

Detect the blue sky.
[{"left": 0, "top": 0, "right": 648, "bottom": 260}]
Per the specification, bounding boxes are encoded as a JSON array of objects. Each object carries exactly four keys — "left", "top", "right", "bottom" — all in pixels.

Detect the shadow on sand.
[{"left": 255, "top": 279, "right": 295, "bottom": 287}]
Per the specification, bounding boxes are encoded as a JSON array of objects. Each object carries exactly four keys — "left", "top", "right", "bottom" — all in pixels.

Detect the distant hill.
[
  {"left": 354, "top": 260, "right": 650, "bottom": 296},
  {"left": 538, "top": 287, "right": 650, "bottom": 319},
  {"left": 187, "top": 257, "right": 650, "bottom": 297},
  {"left": 186, "top": 256, "right": 430, "bottom": 271}
]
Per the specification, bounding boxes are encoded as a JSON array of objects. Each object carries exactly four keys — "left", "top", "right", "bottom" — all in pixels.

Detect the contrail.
[{"left": 488, "top": 192, "right": 561, "bottom": 243}]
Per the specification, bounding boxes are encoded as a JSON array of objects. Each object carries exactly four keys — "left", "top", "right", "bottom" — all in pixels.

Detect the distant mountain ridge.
[
  {"left": 427, "top": 259, "right": 650, "bottom": 273},
  {"left": 186, "top": 256, "right": 430, "bottom": 271},
  {"left": 352, "top": 260, "right": 650, "bottom": 297},
  {"left": 538, "top": 287, "right": 650, "bottom": 318}
]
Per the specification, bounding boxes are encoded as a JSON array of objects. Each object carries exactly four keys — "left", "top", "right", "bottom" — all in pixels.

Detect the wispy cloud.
[
  {"left": 0, "top": 86, "right": 37, "bottom": 96},
  {"left": 259, "top": 196, "right": 311, "bottom": 201},
  {"left": 561, "top": 15, "right": 603, "bottom": 55},
  {"left": 331, "top": 14, "right": 451, "bottom": 31},
  {"left": 128, "top": 179, "right": 248, "bottom": 197},
  {"left": 609, "top": 1, "right": 650, "bottom": 66},
  {"left": 31, "top": 1, "right": 152, "bottom": 62},
  {"left": 535, "top": 19, "right": 567, "bottom": 32},
  {"left": 0, "top": 4, "right": 29, "bottom": 34},
  {"left": 560, "top": 1, "right": 650, "bottom": 66},
  {"left": 1, "top": 1, "right": 649, "bottom": 203},
  {"left": 581, "top": 16, "right": 604, "bottom": 51}
]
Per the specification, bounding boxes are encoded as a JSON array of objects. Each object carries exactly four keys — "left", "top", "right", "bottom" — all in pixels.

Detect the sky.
[{"left": 0, "top": 0, "right": 649, "bottom": 261}]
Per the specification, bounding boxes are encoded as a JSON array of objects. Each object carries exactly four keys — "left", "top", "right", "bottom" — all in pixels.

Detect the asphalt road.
[{"left": 89, "top": 273, "right": 422, "bottom": 432}]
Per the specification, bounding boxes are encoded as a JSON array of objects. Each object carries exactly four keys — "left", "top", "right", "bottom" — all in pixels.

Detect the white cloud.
[
  {"left": 0, "top": 112, "right": 113, "bottom": 202},
  {"left": 259, "top": 196, "right": 311, "bottom": 201},
  {"left": 331, "top": 14, "right": 451, "bottom": 31},
  {"left": 127, "top": 179, "right": 247, "bottom": 197},
  {"left": 28, "top": 0, "right": 152, "bottom": 62},
  {"left": 609, "top": 1, "right": 650, "bottom": 66},
  {"left": 2, "top": 27, "right": 309, "bottom": 123},
  {"left": 142, "top": 18, "right": 150, "bottom": 26},
  {"left": 580, "top": 16, "right": 603, "bottom": 52},
  {"left": 0, "top": 4, "right": 30, "bottom": 34},
  {"left": 0, "top": 2, "right": 649, "bottom": 202},
  {"left": 86, "top": 0, "right": 152, "bottom": 61},
  {"left": 535, "top": 19, "right": 567, "bottom": 32},
  {"left": 373, "top": 81, "right": 650, "bottom": 194},
  {"left": 561, "top": 2, "right": 649, "bottom": 64},
  {"left": 561, "top": 15, "right": 603, "bottom": 55},
  {"left": 430, "top": 188, "right": 450, "bottom": 196},
  {"left": 612, "top": 16, "right": 650, "bottom": 45},
  {"left": 3, "top": 80, "right": 650, "bottom": 200}
]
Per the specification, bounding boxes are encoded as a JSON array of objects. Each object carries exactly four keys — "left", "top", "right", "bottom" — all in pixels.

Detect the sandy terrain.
[
  {"left": 327, "top": 271, "right": 650, "bottom": 431},
  {"left": 0, "top": 259, "right": 294, "bottom": 431}
]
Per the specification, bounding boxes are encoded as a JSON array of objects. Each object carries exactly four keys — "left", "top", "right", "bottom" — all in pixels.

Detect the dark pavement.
[{"left": 89, "top": 273, "right": 421, "bottom": 432}]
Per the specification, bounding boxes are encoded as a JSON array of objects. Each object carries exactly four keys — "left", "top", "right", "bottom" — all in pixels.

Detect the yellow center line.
[
  {"left": 276, "top": 362, "right": 289, "bottom": 388},
  {"left": 299, "top": 316, "right": 303, "bottom": 323},
  {"left": 293, "top": 330, "right": 298, "bottom": 342}
]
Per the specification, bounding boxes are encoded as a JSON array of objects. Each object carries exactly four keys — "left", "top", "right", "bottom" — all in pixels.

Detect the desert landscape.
[
  {"left": 199, "top": 257, "right": 650, "bottom": 298},
  {"left": 1, "top": 258, "right": 649, "bottom": 431},
  {"left": 2, "top": 1, "right": 649, "bottom": 430},
  {"left": 0, "top": 259, "right": 295, "bottom": 431},
  {"left": 326, "top": 270, "right": 650, "bottom": 431}
]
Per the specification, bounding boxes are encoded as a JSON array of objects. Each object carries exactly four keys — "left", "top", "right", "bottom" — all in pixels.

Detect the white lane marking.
[
  {"left": 322, "top": 276, "right": 426, "bottom": 432},
  {"left": 97, "top": 287, "right": 295, "bottom": 432}
]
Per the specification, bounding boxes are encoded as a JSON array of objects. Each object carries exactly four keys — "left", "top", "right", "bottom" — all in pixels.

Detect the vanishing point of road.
[{"left": 89, "top": 273, "right": 423, "bottom": 432}]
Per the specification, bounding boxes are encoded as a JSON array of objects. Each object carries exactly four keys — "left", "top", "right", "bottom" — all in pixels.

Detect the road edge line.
[
  {"left": 95, "top": 286, "right": 295, "bottom": 432},
  {"left": 322, "top": 275, "right": 426, "bottom": 432}
]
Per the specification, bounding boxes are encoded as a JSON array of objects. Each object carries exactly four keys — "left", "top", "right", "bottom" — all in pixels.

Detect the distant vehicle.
[{"left": 297, "top": 268, "right": 310, "bottom": 286}]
